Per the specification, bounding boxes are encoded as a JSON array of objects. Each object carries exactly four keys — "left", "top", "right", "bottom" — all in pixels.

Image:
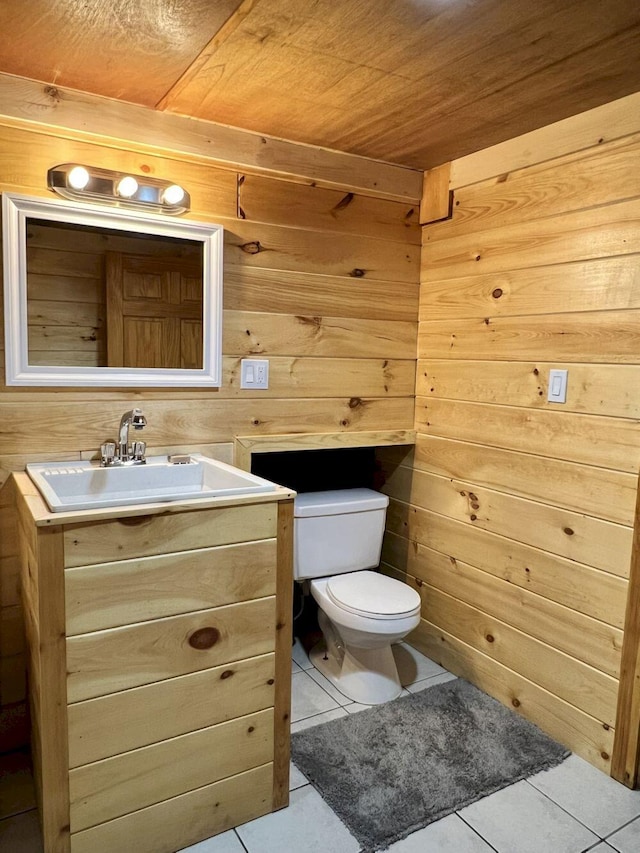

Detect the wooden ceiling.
[{"left": 1, "top": 0, "right": 639, "bottom": 169}]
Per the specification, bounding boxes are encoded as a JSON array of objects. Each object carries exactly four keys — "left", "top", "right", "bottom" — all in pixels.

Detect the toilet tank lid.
[{"left": 294, "top": 488, "right": 389, "bottom": 518}]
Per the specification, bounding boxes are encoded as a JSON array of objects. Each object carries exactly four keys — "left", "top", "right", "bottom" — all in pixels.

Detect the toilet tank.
[{"left": 293, "top": 488, "right": 389, "bottom": 580}]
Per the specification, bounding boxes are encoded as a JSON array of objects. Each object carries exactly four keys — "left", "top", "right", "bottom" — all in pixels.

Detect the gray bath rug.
[{"left": 291, "top": 678, "right": 569, "bottom": 852}]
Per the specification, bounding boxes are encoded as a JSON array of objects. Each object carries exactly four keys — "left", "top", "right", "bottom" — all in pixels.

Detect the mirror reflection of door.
[
  {"left": 25, "top": 218, "right": 205, "bottom": 371},
  {"left": 106, "top": 253, "right": 203, "bottom": 369}
]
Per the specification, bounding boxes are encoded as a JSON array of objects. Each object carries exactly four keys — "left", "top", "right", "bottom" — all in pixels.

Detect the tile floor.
[{"left": 2, "top": 641, "right": 640, "bottom": 852}]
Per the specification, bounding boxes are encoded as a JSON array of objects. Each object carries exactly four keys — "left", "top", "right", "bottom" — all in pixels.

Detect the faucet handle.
[
  {"left": 132, "top": 440, "right": 147, "bottom": 463},
  {"left": 100, "top": 441, "right": 117, "bottom": 467},
  {"left": 131, "top": 408, "right": 147, "bottom": 430}
]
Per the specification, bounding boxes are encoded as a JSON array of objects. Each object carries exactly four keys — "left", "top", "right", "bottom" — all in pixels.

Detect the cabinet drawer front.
[
  {"left": 70, "top": 762, "right": 273, "bottom": 853},
  {"left": 70, "top": 708, "right": 274, "bottom": 832},
  {"left": 67, "top": 652, "right": 276, "bottom": 768},
  {"left": 63, "top": 502, "right": 277, "bottom": 567},
  {"left": 65, "top": 538, "right": 277, "bottom": 635},
  {"left": 67, "top": 597, "right": 275, "bottom": 702}
]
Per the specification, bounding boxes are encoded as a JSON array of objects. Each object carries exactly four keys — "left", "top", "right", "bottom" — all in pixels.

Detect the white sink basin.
[{"left": 26, "top": 454, "right": 277, "bottom": 512}]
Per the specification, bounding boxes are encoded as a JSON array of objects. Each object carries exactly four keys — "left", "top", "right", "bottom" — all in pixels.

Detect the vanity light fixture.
[{"left": 47, "top": 163, "right": 190, "bottom": 215}]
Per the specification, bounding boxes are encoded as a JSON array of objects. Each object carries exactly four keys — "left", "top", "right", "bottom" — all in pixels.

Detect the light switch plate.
[
  {"left": 547, "top": 369, "right": 568, "bottom": 403},
  {"left": 240, "top": 358, "right": 269, "bottom": 390}
]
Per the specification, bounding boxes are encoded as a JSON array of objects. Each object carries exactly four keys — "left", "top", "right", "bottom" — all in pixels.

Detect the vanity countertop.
[{"left": 12, "top": 470, "right": 295, "bottom": 527}]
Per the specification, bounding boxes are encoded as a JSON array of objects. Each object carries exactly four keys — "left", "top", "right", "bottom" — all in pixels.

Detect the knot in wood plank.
[{"left": 240, "top": 240, "right": 263, "bottom": 254}]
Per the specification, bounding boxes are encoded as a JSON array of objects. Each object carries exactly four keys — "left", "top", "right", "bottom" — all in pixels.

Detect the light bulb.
[
  {"left": 162, "top": 184, "right": 185, "bottom": 206},
  {"left": 67, "top": 166, "right": 90, "bottom": 190},
  {"left": 116, "top": 176, "right": 139, "bottom": 198}
]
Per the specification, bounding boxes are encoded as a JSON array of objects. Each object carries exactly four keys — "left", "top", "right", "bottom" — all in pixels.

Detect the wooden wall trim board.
[
  {"left": 383, "top": 502, "right": 627, "bottom": 629},
  {"left": 382, "top": 464, "right": 632, "bottom": 577},
  {"left": 15, "top": 496, "right": 70, "bottom": 851},
  {"left": 434, "top": 134, "right": 640, "bottom": 240},
  {"left": 382, "top": 550, "right": 622, "bottom": 679},
  {"left": 273, "top": 500, "right": 293, "bottom": 809},
  {"left": 420, "top": 163, "right": 452, "bottom": 225},
  {"left": 417, "top": 360, "right": 640, "bottom": 421},
  {"left": 0, "top": 73, "right": 422, "bottom": 202},
  {"left": 224, "top": 311, "right": 417, "bottom": 359},
  {"left": 223, "top": 220, "right": 420, "bottom": 283},
  {"left": 417, "top": 309, "right": 640, "bottom": 364},
  {"left": 68, "top": 709, "right": 275, "bottom": 833},
  {"left": 69, "top": 764, "right": 273, "bottom": 853},
  {"left": 449, "top": 90, "right": 640, "bottom": 189},
  {"left": 382, "top": 547, "right": 622, "bottom": 679},
  {"left": 422, "top": 585, "right": 618, "bottom": 727},
  {"left": 224, "top": 267, "right": 419, "bottom": 321},
  {"left": 612, "top": 474, "right": 640, "bottom": 787},
  {"left": 403, "top": 434, "right": 636, "bottom": 526},
  {"left": 233, "top": 430, "right": 417, "bottom": 472},
  {"left": 237, "top": 174, "right": 421, "bottom": 244},
  {"left": 418, "top": 256, "right": 640, "bottom": 321},
  {"left": 67, "top": 654, "right": 276, "bottom": 769},
  {"left": 416, "top": 398, "right": 640, "bottom": 475},
  {"left": 422, "top": 199, "right": 640, "bottom": 280}
]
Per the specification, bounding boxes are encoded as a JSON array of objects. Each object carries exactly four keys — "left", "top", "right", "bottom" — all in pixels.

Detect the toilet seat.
[{"left": 326, "top": 571, "right": 421, "bottom": 620}]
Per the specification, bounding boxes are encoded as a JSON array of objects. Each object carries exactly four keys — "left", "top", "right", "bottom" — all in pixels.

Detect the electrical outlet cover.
[{"left": 240, "top": 358, "right": 269, "bottom": 389}]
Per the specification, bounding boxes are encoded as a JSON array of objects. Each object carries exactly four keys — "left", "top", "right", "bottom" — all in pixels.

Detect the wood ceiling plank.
[
  {"left": 159, "top": 0, "right": 640, "bottom": 168},
  {"left": 382, "top": 23, "right": 640, "bottom": 167},
  {"left": 158, "top": 0, "right": 260, "bottom": 111},
  {"left": 0, "top": 0, "right": 245, "bottom": 106}
]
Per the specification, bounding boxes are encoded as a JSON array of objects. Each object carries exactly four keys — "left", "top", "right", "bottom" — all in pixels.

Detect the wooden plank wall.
[
  {"left": 0, "top": 121, "right": 420, "bottom": 747},
  {"left": 379, "top": 114, "right": 640, "bottom": 774}
]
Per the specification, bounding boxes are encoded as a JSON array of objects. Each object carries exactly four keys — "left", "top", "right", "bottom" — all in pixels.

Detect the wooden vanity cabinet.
[{"left": 14, "top": 477, "right": 294, "bottom": 853}]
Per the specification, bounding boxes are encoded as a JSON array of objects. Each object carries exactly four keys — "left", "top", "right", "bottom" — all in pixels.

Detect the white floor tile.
[
  {"left": 289, "top": 761, "right": 309, "bottom": 791},
  {"left": 528, "top": 754, "right": 640, "bottom": 837},
  {"left": 291, "top": 670, "right": 340, "bottom": 722},
  {"left": 387, "top": 813, "right": 494, "bottom": 852},
  {"left": 393, "top": 642, "right": 447, "bottom": 687},
  {"left": 181, "top": 829, "right": 245, "bottom": 852},
  {"left": 290, "top": 707, "right": 348, "bottom": 734},
  {"left": 292, "top": 638, "right": 314, "bottom": 670},
  {"left": 405, "top": 672, "right": 458, "bottom": 694},
  {"left": 291, "top": 659, "right": 302, "bottom": 673},
  {"left": 236, "top": 784, "right": 360, "bottom": 853},
  {"left": 590, "top": 844, "right": 621, "bottom": 853},
  {"left": 608, "top": 815, "right": 640, "bottom": 852},
  {"left": 306, "top": 665, "right": 353, "bottom": 706},
  {"left": 459, "top": 779, "right": 599, "bottom": 853}
]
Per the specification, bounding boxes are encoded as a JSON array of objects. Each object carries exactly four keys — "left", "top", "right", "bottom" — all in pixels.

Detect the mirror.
[{"left": 2, "top": 192, "right": 223, "bottom": 386}]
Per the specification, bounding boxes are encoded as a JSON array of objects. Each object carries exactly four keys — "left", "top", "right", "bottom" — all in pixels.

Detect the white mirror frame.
[{"left": 2, "top": 192, "right": 223, "bottom": 387}]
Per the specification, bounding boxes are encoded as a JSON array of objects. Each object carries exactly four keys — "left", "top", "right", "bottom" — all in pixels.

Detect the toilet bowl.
[{"left": 293, "top": 488, "right": 421, "bottom": 705}]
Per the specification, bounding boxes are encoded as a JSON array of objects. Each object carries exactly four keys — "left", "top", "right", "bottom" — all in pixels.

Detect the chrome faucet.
[{"left": 100, "top": 408, "right": 147, "bottom": 466}]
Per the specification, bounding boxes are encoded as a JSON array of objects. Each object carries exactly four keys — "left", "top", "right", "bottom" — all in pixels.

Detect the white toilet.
[{"left": 293, "top": 488, "right": 421, "bottom": 705}]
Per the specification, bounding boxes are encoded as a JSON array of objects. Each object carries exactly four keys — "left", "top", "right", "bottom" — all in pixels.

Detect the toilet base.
[{"left": 310, "top": 640, "right": 403, "bottom": 705}]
